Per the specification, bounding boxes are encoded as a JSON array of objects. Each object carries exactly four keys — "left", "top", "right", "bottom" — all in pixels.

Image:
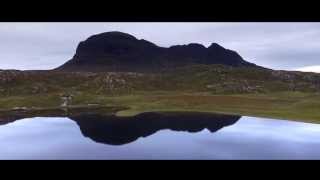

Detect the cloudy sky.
[{"left": 0, "top": 22, "right": 319, "bottom": 72}]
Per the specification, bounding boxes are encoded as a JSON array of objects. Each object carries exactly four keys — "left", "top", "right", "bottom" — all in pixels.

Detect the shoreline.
[
  {"left": 0, "top": 92, "right": 319, "bottom": 123},
  {"left": 0, "top": 103, "right": 318, "bottom": 124}
]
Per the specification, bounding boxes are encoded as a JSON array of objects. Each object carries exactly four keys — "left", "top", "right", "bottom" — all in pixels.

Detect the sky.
[{"left": 0, "top": 22, "right": 320, "bottom": 72}]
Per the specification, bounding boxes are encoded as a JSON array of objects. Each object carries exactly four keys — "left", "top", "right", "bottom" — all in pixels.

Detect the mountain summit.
[{"left": 57, "top": 31, "right": 258, "bottom": 72}]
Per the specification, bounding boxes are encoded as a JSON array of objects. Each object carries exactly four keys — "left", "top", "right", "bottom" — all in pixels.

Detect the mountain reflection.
[
  {"left": 69, "top": 112, "right": 240, "bottom": 145},
  {"left": 0, "top": 111, "right": 241, "bottom": 146}
]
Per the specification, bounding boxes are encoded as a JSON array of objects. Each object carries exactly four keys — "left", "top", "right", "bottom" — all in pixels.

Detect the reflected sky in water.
[{"left": 0, "top": 116, "right": 320, "bottom": 159}]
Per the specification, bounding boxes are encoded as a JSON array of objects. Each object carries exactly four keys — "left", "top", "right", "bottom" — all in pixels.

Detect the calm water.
[{"left": 0, "top": 112, "right": 320, "bottom": 160}]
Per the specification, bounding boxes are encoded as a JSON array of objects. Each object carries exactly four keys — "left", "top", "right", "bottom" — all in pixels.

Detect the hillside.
[{"left": 1, "top": 65, "right": 320, "bottom": 96}]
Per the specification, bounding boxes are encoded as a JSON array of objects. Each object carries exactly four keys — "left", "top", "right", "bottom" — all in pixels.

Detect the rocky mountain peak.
[{"left": 57, "top": 31, "right": 258, "bottom": 72}]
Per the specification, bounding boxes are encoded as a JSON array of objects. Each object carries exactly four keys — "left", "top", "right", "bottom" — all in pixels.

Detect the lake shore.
[{"left": 0, "top": 91, "right": 319, "bottom": 123}]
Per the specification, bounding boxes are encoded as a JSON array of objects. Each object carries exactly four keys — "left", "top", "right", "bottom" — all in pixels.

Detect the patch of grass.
[
  {"left": 82, "top": 92, "right": 320, "bottom": 123},
  {"left": 0, "top": 94, "right": 61, "bottom": 109},
  {"left": 1, "top": 91, "right": 320, "bottom": 123}
]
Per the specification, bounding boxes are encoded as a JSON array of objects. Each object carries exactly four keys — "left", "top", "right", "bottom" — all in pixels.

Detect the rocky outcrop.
[{"left": 0, "top": 70, "right": 21, "bottom": 84}]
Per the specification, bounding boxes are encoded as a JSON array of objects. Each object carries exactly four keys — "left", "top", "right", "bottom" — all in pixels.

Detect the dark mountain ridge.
[{"left": 57, "top": 31, "right": 258, "bottom": 72}]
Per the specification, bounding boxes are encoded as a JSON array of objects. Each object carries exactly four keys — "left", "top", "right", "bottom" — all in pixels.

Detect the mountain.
[
  {"left": 1, "top": 31, "right": 320, "bottom": 122},
  {"left": 56, "top": 31, "right": 258, "bottom": 72}
]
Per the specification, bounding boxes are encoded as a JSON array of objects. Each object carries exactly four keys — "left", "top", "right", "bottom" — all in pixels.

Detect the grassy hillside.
[
  {"left": 0, "top": 65, "right": 320, "bottom": 123},
  {"left": 1, "top": 65, "right": 320, "bottom": 96}
]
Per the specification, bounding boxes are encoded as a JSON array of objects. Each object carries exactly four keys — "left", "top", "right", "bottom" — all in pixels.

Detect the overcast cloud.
[{"left": 0, "top": 22, "right": 319, "bottom": 72}]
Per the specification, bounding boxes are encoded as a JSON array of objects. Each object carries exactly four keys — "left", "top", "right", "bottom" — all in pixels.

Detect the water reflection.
[
  {"left": 0, "top": 112, "right": 320, "bottom": 159},
  {"left": 0, "top": 111, "right": 240, "bottom": 145},
  {"left": 70, "top": 112, "right": 240, "bottom": 145}
]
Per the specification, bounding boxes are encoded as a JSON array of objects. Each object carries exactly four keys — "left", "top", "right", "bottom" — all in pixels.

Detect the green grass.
[
  {"left": 1, "top": 91, "right": 320, "bottom": 123},
  {"left": 1, "top": 65, "right": 320, "bottom": 123},
  {"left": 109, "top": 92, "right": 320, "bottom": 123}
]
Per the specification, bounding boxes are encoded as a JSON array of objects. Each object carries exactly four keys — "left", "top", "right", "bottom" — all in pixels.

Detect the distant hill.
[{"left": 56, "top": 31, "right": 258, "bottom": 72}]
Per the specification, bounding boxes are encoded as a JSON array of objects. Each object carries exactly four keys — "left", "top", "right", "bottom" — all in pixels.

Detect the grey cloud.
[{"left": 0, "top": 23, "right": 319, "bottom": 70}]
